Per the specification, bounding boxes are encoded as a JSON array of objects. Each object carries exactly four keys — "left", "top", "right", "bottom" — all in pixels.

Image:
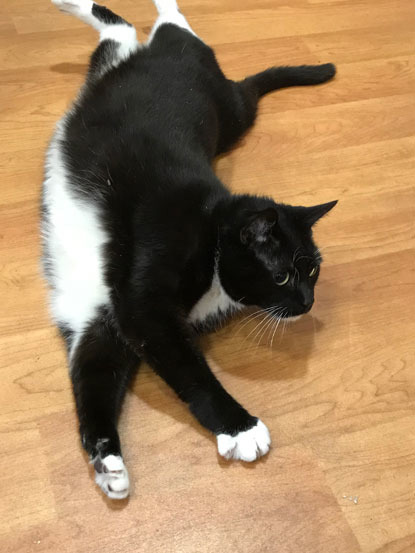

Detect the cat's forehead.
[
  {"left": 276, "top": 223, "right": 316, "bottom": 254},
  {"left": 256, "top": 234, "right": 317, "bottom": 271}
]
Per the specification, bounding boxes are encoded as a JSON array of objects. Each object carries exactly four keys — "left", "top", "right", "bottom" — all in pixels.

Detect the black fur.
[
  {"left": 91, "top": 3, "right": 129, "bottom": 26},
  {"left": 44, "top": 16, "right": 336, "bottom": 463}
]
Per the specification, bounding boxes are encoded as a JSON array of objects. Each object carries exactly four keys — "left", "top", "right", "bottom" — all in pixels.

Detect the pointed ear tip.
[
  {"left": 304, "top": 199, "right": 338, "bottom": 226},
  {"left": 320, "top": 200, "right": 338, "bottom": 212},
  {"left": 319, "top": 199, "right": 338, "bottom": 218}
]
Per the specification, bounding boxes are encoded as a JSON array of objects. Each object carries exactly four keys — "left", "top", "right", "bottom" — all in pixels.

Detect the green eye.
[
  {"left": 275, "top": 272, "right": 290, "bottom": 286},
  {"left": 309, "top": 266, "right": 317, "bottom": 277}
]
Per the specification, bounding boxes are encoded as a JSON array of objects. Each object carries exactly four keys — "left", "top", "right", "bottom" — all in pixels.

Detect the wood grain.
[{"left": 1, "top": 1, "right": 414, "bottom": 552}]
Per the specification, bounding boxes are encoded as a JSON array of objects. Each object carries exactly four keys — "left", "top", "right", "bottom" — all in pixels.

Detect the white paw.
[
  {"left": 93, "top": 455, "right": 130, "bottom": 499},
  {"left": 217, "top": 420, "right": 271, "bottom": 462},
  {"left": 52, "top": 0, "right": 91, "bottom": 15}
]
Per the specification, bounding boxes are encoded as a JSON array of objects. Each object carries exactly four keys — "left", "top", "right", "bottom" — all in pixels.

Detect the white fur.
[
  {"left": 149, "top": 0, "right": 197, "bottom": 42},
  {"left": 285, "top": 315, "right": 302, "bottom": 323},
  {"left": 99, "top": 24, "right": 138, "bottom": 60},
  {"left": 52, "top": 0, "right": 97, "bottom": 26},
  {"left": 217, "top": 420, "right": 271, "bottom": 462},
  {"left": 188, "top": 266, "right": 243, "bottom": 325},
  {"left": 93, "top": 455, "right": 130, "bottom": 499},
  {"left": 42, "top": 119, "right": 111, "bottom": 346},
  {"left": 52, "top": 0, "right": 138, "bottom": 63}
]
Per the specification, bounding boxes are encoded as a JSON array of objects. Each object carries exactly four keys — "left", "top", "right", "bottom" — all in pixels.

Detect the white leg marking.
[
  {"left": 52, "top": 0, "right": 139, "bottom": 59},
  {"left": 42, "top": 119, "right": 111, "bottom": 344},
  {"left": 99, "top": 24, "right": 138, "bottom": 60},
  {"left": 153, "top": 0, "right": 180, "bottom": 10},
  {"left": 94, "top": 455, "right": 130, "bottom": 499},
  {"left": 52, "top": 0, "right": 99, "bottom": 28},
  {"left": 217, "top": 420, "right": 271, "bottom": 462},
  {"left": 149, "top": 0, "right": 197, "bottom": 42}
]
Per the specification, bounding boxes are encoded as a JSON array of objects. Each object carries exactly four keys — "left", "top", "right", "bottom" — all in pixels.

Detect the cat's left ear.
[
  {"left": 298, "top": 200, "right": 338, "bottom": 227},
  {"left": 240, "top": 208, "right": 278, "bottom": 245}
]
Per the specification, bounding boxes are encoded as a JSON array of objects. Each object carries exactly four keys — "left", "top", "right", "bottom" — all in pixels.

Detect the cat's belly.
[
  {"left": 42, "top": 119, "right": 110, "bottom": 336},
  {"left": 188, "top": 269, "right": 243, "bottom": 328}
]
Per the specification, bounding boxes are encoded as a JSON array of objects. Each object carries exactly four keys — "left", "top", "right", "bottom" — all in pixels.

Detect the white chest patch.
[
  {"left": 188, "top": 268, "right": 243, "bottom": 325},
  {"left": 42, "top": 118, "right": 110, "bottom": 336}
]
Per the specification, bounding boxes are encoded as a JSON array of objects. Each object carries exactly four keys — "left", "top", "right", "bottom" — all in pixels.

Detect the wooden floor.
[{"left": 1, "top": 1, "right": 415, "bottom": 552}]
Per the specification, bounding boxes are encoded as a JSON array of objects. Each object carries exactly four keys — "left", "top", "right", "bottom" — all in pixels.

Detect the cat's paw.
[
  {"left": 93, "top": 454, "right": 130, "bottom": 499},
  {"left": 51, "top": 0, "right": 91, "bottom": 15},
  {"left": 216, "top": 419, "right": 271, "bottom": 462}
]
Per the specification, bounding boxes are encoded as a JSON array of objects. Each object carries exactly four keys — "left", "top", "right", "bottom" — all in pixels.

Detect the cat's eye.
[
  {"left": 309, "top": 266, "right": 317, "bottom": 277},
  {"left": 275, "top": 272, "right": 290, "bottom": 286}
]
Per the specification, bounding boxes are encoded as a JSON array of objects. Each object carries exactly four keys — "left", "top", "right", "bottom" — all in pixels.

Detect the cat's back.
[
  {"left": 58, "top": 26, "right": 227, "bottom": 209},
  {"left": 72, "top": 26, "right": 222, "bottom": 130},
  {"left": 41, "top": 25, "right": 227, "bottom": 332}
]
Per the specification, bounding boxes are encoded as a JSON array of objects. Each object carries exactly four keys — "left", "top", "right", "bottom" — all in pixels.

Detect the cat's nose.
[{"left": 302, "top": 299, "right": 314, "bottom": 312}]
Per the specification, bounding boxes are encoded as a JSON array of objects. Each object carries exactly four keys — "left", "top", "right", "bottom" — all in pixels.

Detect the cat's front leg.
[{"left": 120, "top": 307, "right": 271, "bottom": 462}]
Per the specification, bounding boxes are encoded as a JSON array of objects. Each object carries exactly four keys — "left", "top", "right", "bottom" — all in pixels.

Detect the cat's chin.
[{"left": 285, "top": 314, "right": 303, "bottom": 323}]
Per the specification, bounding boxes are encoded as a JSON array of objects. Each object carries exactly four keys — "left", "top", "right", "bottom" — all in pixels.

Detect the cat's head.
[{"left": 217, "top": 195, "right": 337, "bottom": 318}]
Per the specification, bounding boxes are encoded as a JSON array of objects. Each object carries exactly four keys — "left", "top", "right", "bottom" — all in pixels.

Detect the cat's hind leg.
[
  {"left": 148, "top": 0, "right": 198, "bottom": 42},
  {"left": 69, "top": 312, "right": 140, "bottom": 499},
  {"left": 51, "top": 0, "right": 139, "bottom": 78}
]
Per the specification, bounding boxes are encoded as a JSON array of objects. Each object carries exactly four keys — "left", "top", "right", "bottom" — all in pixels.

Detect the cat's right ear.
[
  {"left": 298, "top": 200, "right": 338, "bottom": 227},
  {"left": 240, "top": 208, "right": 278, "bottom": 245}
]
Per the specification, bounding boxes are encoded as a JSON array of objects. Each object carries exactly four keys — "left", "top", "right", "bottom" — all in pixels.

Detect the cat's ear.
[
  {"left": 240, "top": 208, "right": 278, "bottom": 245},
  {"left": 298, "top": 200, "right": 338, "bottom": 227}
]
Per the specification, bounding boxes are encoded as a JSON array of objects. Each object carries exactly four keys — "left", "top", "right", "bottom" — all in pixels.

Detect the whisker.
[
  {"left": 270, "top": 310, "right": 285, "bottom": 348},
  {"left": 314, "top": 245, "right": 337, "bottom": 260},
  {"left": 256, "top": 309, "right": 279, "bottom": 346},
  {"left": 234, "top": 306, "right": 276, "bottom": 334},
  {"left": 253, "top": 308, "right": 285, "bottom": 355},
  {"left": 247, "top": 314, "right": 275, "bottom": 351},
  {"left": 281, "top": 309, "right": 289, "bottom": 338},
  {"left": 315, "top": 245, "right": 332, "bottom": 253},
  {"left": 269, "top": 318, "right": 279, "bottom": 349},
  {"left": 235, "top": 311, "right": 265, "bottom": 331},
  {"left": 273, "top": 320, "right": 280, "bottom": 348},
  {"left": 244, "top": 310, "right": 276, "bottom": 342}
]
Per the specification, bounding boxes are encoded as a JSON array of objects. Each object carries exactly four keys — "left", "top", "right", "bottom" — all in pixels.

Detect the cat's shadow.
[
  {"left": 51, "top": 62, "right": 88, "bottom": 75},
  {"left": 201, "top": 312, "right": 321, "bottom": 382},
  {"left": 129, "top": 313, "right": 320, "bottom": 441}
]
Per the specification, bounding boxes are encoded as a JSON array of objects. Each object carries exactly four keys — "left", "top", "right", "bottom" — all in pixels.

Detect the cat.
[{"left": 42, "top": 0, "right": 337, "bottom": 499}]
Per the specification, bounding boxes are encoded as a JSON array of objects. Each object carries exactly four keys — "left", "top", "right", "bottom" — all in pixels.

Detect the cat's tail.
[{"left": 242, "top": 63, "right": 336, "bottom": 97}]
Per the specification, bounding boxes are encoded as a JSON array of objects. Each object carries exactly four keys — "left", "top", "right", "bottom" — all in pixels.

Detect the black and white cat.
[{"left": 42, "top": 0, "right": 336, "bottom": 499}]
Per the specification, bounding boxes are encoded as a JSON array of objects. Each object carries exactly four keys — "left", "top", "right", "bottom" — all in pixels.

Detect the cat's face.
[{"left": 219, "top": 198, "right": 337, "bottom": 318}]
